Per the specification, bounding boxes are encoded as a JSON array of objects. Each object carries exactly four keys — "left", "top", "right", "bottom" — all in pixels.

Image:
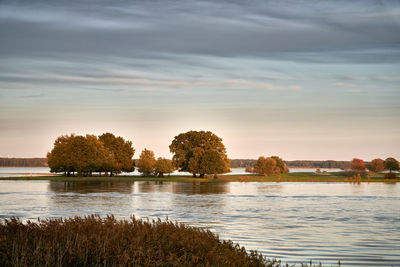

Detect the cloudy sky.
[{"left": 0, "top": 0, "right": 399, "bottom": 160}]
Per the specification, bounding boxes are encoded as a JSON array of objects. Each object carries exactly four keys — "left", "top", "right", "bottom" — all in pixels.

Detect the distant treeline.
[
  {"left": 2, "top": 157, "right": 352, "bottom": 170},
  {"left": 0, "top": 158, "right": 47, "bottom": 167},
  {"left": 231, "top": 159, "right": 352, "bottom": 169}
]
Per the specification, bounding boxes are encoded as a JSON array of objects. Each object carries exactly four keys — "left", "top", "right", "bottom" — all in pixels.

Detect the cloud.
[
  {"left": 335, "top": 75, "right": 400, "bottom": 82},
  {"left": 18, "top": 93, "right": 45, "bottom": 99},
  {"left": 0, "top": 73, "right": 300, "bottom": 92},
  {"left": 0, "top": 0, "right": 399, "bottom": 63},
  {"left": 334, "top": 82, "right": 355, "bottom": 87},
  {"left": 373, "top": 76, "right": 400, "bottom": 82}
]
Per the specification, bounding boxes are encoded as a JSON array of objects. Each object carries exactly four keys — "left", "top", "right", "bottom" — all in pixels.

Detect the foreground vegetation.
[
  {"left": 0, "top": 215, "right": 341, "bottom": 267},
  {"left": 0, "top": 215, "right": 266, "bottom": 266}
]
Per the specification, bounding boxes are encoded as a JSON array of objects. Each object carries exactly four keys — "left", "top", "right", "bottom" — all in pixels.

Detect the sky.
[{"left": 0, "top": 0, "right": 399, "bottom": 160}]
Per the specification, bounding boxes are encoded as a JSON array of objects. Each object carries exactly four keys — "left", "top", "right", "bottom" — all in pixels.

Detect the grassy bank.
[{"left": 1, "top": 172, "right": 398, "bottom": 183}]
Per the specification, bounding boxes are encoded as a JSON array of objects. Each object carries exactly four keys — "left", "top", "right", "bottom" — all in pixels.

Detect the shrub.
[
  {"left": 0, "top": 215, "right": 267, "bottom": 267},
  {"left": 385, "top": 172, "right": 397, "bottom": 179}
]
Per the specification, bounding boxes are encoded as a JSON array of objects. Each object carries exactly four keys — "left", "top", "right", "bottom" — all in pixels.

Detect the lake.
[{"left": 0, "top": 180, "right": 399, "bottom": 266}]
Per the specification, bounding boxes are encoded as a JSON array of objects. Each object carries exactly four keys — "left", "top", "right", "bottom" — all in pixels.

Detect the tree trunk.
[
  {"left": 200, "top": 173, "right": 204, "bottom": 178},
  {"left": 192, "top": 173, "right": 197, "bottom": 178}
]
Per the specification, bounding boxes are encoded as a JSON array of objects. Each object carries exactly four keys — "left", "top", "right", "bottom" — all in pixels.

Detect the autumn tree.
[
  {"left": 350, "top": 158, "right": 365, "bottom": 172},
  {"left": 47, "top": 134, "right": 114, "bottom": 177},
  {"left": 98, "top": 133, "right": 135, "bottom": 176},
  {"left": 369, "top": 158, "right": 385, "bottom": 172},
  {"left": 47, "top": 134, "right": 75, "bottom": 176},
  {"left": 169, "top": 131, "right": 230, "bottom": 178},
  {"left": 384, "top": 157, "right": 399, "bottom": 173},
  {"left": 253, "top": 157, "right": 277, "bottom": 176},
  {"left": 271, "top": 156, "right": 289, "bottom": 174},
  {"left": 199, "top": 149, "right": 231, "bottom": 176},
  {"left": 47, "top": 133, "right": 134, "bottom": 177},
  {"left": 154, "top": 158, "right": 175, "bottom": 177},
  {"left": 137, "top": 149, "right": 156, "bottom": 176}
]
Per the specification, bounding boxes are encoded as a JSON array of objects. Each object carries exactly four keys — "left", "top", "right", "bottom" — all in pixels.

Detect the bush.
[
  {"left": 385, "top": 172, "right": 397, "bottom": 179},
  {"left": 336, "top": 171, "right": 367, "bottom": 177},
  {"left": 0, "top": 215, "right": 267, "bottom": 267}
]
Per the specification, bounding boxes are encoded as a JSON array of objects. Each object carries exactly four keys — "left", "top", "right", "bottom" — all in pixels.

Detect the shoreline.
[{"left": 0, "top": 172, "right": 398, "bottom": 183}]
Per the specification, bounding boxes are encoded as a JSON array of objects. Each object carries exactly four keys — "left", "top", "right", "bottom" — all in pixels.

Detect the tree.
[
  {"left": 369, "top": 158, "right": 385, "bottom": 172},
  {"left": 198, "top": 149, "right": 231, "bottom": 176},
  {"left": 385, "top": 157, "right": 399, "bottom": 173},
  {"left": 253, "top": 157, "right": 277, "bottom": 176},
  {"left": 271, "top": 156, "right": 289, "bottom": 174},
  {"left": 169, "top": 131, "right": 230, "bottom": 178},
  {"left": 47, "top": 134, "right": 114, "bottom": 177},
  {"left": 47, "top": 133, "right": 133, "bottom": 177},
  {"left": 47, "top": 134, "right": 75, "bottom": 176},
  {"left": 350, "top": 158, "right": 365, "bottom": 172},
  {"left": 154, "top": 158, "right": 175, "bottom": 177},
  {"left": 137, "top": 149, "right": 156, "bottom": 176},
  {"left": 98, "top": 133, "right": 135, "bottom": 176}
]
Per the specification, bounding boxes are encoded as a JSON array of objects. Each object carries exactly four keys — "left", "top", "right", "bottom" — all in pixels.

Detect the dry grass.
[{"left": 0, "top": 215, "right": 267, "bottom": 267}]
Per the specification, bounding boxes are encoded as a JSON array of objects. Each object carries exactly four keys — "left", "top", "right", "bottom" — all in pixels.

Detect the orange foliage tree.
[{"left": 350, "top": 158, "right": 365, "bottom": 172}]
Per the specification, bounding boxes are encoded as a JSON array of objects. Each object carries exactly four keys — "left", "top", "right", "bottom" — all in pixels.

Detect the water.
[
  {"left": 0, "top": 167, "right": 342, "bottom": 177},
  {"left": 0, "top": 180, "right": 399, "bottom": 266}
]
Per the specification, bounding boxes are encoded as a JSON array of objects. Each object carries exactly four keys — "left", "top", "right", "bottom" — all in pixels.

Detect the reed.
[
  {"left": 0, "top": 215, "right": 267, "bottom": 267},
  {"left": 0, "top": 215, "right": 342, "bottom": 266}
]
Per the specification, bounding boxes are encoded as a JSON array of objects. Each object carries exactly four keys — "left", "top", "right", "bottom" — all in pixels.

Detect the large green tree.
[
  {"left": 169, "top": 131, "right": 230, "bottom": 177},
  {"left": 98, "top": 133, "right": 135, "bottom": 176},
  {"left": 384, "top": 157, "right": 399, "bottom": 173}
]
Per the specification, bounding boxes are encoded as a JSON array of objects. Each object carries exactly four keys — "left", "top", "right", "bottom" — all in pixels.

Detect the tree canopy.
[
  {"left": 154, "top": 158, "right": 175, "bottom": 177},
  {"left": 271, "top": 156, "right": 289, "bottom": 174},
  {"left": 385, "top": 157, "right": 399, "bottom": 172},
  {"left": 253, "top": 157, "right": 276, "bottom": 176},
  {"left": 252, "top": 156, "right": 288, "bottom": 176},
  {"left": 47, "top": 133, "right": 134, "bottom": 176},
  {"left": 369, "top": 158, "right": 385, "bottom": 172},
  {"left": 137, "top": 149, "right": 156, "bottom": 176},
  {"left": 169, "top": 131, "right": 230, "bottom": 177},
  {"left": 98, "top": 133, "right": 135, "bottom": 175},
  {"left": 350, "top": 158, "right": 365, "bottom": 172}
]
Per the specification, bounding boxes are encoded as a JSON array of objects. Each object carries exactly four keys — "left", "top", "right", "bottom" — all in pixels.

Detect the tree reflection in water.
[
  {"left": 172, "top": 182, "right": 230, "bottom": 195},
  {"left": 48, "top": 181, "right": 134, "bottom": 194}
]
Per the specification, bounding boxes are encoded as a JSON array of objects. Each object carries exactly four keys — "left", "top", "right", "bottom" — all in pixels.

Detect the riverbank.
[{"left": 0, "top": 172, "right": 398, "bottom": 183}]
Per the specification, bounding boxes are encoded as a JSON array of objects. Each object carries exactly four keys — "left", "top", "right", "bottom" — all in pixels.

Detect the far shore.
[{"left": 0, "top": 172, "right": 398, "bottom": 183}]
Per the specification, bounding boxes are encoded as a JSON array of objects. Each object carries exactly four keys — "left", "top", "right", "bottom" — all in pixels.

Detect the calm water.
[{"left": 0, "top": 180, "right": 399, "bottom": 266}]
